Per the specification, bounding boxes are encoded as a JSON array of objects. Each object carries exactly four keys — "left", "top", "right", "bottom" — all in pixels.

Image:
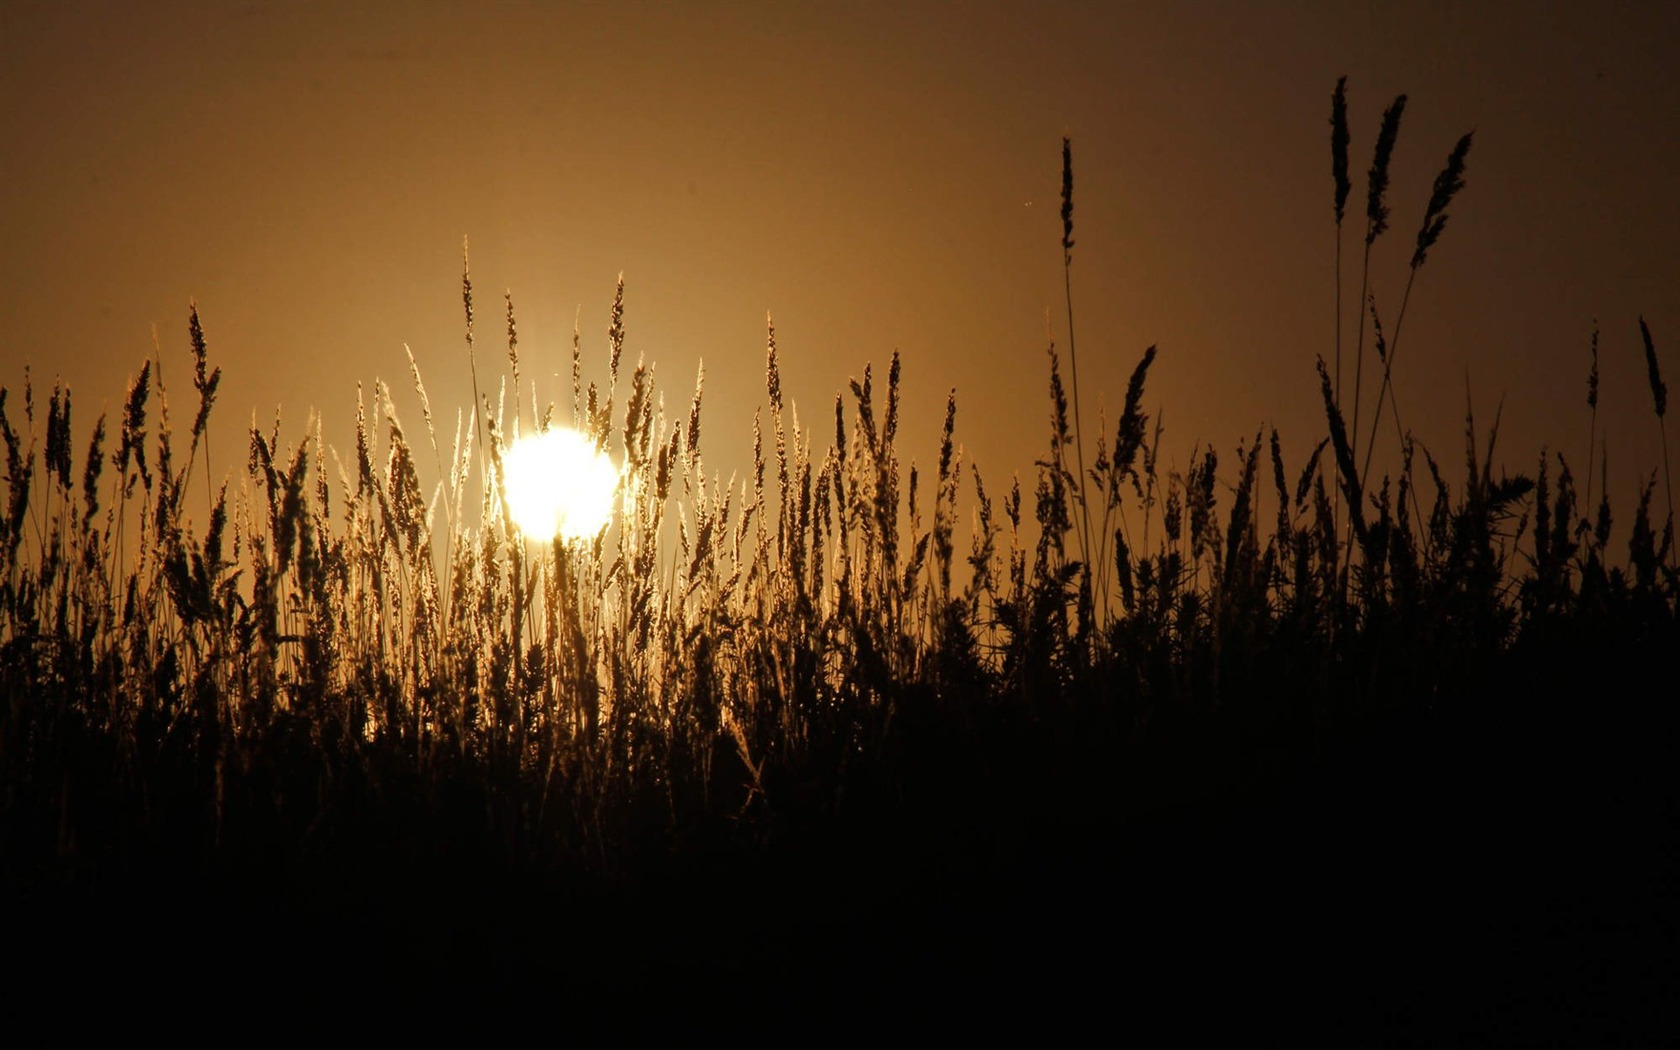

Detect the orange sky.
[{"left": 3, "top": 0, "right": 1676, "bottom": 540}]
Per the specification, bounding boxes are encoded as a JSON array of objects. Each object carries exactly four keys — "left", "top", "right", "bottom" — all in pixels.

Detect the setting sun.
[{"left": 501, "top": 426, "right": 621, "bottom": 541}]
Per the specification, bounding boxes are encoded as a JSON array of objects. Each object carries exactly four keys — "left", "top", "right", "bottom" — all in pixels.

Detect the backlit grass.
[{"left": 1, "top": 86, "right": 1674, "bottom": 1024}]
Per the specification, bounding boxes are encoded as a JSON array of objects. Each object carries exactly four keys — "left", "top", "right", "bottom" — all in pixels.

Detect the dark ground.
[{"left": 5, "top": 669, "right": 1676, "bottom": 1042}]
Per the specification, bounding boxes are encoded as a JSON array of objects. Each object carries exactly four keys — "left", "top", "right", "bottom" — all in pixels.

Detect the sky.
[{"left": 2, "top": 0, "right": 1677, "bottom": 547}]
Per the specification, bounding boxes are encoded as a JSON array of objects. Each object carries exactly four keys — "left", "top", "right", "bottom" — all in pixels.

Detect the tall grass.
[{"left": 2, "top": 87, "right": 1675, "bottom": 903}]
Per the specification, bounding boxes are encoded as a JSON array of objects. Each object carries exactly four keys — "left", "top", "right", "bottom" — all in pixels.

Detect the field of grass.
[{"left": 3, "top": 88, "right": 1675, "bottom": 1036}]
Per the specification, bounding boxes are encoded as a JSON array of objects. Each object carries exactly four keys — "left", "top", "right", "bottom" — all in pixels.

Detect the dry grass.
[{"left": 0, "top": 85, "right": 1675, "bottom": 1028}]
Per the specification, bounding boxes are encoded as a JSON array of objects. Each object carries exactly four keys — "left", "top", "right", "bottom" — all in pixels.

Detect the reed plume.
[
  {"left": 1641, "top": 316, "right": 1672, "bottom": 540},
  {"left": 1411, "top": 131, "right": 1473, "bottom": 271},
  {"left": 1365, "top": 95, "right": 1407, "bottom": 245},
  {"left": 1643, "top": 316, "right": 1668, "bottom": 420},
  {"left": 187, "top": 300, "right": 220, "bottom": 503},
  {"left": 1330, "top": 75, "right": 1351, "bottom": 408}
]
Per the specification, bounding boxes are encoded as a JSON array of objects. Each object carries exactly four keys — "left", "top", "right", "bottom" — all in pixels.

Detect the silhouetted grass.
[{"left": 2, "top": 87, "right": 1675, "bottom": 1035}]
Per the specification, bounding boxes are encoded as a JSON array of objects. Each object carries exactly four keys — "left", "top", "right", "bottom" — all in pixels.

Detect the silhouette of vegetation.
[{"left": 2, "top": 84, "right": 1674, "bottom": 1033}]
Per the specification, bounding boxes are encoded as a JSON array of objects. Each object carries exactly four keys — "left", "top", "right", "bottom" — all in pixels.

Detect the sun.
[{"left": 501, "top": 427, "right": 621, "bottom": 541}]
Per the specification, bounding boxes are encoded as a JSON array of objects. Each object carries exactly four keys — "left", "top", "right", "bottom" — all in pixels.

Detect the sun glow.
[{"left": 501, "top": 427, "right": 621, "bottom": 541}]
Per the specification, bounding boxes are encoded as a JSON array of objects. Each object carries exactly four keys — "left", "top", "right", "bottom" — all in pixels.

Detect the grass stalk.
[
  {"left": 1060, "top": 135, "right": 1096, "bottom": 630},
  {"left": 1330, "top": 76, "right": 1352, "bottom": 545}
]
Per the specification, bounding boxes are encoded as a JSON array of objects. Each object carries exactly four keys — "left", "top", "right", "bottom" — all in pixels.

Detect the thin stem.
[
  {"left": 1060, "top": 135, "right": 1096, "bottom": 630},
  {"left": 1332, "top": 221, "right": 1344, "bottom": 558},
  {"left": 1360, "top": 265, "right": 1429, "bottom": 535},
  {"left": 1360, "top": 265, "right": 1418, "bottom": 487},
  {"left": 1064, "top": 263, "right": 1093, "bottom": 587},
  {"left": 1661, "top": 417, "right": 1674, "bottom": 556},
  {"left": 1344, "top": 234, "right": 1375, "bottom": 596}
]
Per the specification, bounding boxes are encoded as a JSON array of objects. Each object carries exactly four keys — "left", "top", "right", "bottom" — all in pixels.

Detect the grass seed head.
[
  {"left": 1411, "top": 131, "right": 1473, "bottom": 270},
  {"left": 1061, "top": 134, "right": 1075, "bottom": 265},
  {"left": 1331, "top": 75, "right": 1351, "bottom": 224},
  {"left": 1641, "top": 317, "right": 1666, "bottom": 419},
  {"left": 1366, "top": 93, "right": 1407, "bottom": 244},
  {"left": 1588, "top": 321, "right": 1600, "bottom": 410}
]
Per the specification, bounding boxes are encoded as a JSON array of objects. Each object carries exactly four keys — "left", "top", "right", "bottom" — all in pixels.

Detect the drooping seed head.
[{"left": 1411, "top": 130, "right": 1473, "bottom": 270}]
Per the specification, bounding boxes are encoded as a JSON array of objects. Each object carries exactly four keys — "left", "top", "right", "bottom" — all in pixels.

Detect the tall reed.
[
  {"left": 1640, "top": 316, "right": 1673, "bottom": 545},
  {"left": 1330, "top": 76, "right": 1352, "bottom": 544},
  {"left": 1059, "top": 135, "right": 1096, "bottom": 632}
]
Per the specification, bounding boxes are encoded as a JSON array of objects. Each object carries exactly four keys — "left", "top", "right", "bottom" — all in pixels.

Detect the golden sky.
[{"left": 2, "top": 0, "right": 1676, "bottom": 524}]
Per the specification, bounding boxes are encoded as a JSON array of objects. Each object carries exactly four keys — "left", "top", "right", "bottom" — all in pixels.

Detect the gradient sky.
[{"left": 3, "top": 0, "right": 1676, "bottom": 539}]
